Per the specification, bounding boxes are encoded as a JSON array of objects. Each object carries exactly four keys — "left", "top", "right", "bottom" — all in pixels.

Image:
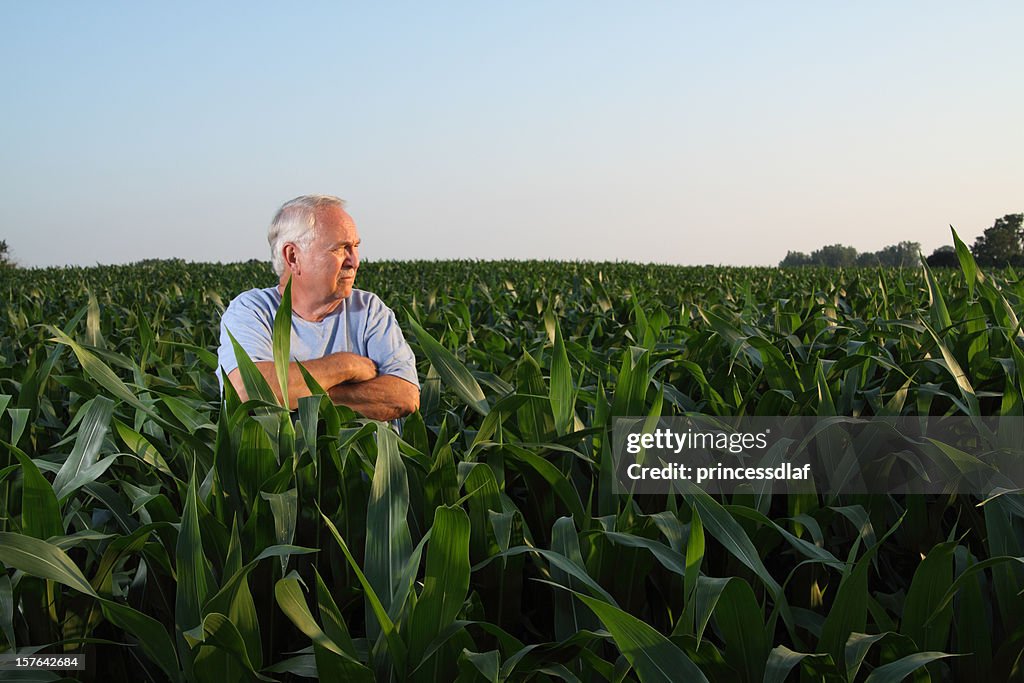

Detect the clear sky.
[{"left": 2, "top": 2, "right": 1021, "bottom": 267}]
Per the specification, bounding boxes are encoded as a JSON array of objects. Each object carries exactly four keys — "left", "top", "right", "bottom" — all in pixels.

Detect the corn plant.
[{"left": 1, "top": 230, "right": 1023, "bottom": 681}]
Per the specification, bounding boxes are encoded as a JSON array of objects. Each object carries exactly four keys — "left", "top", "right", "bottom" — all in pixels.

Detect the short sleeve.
[
  {"left": 364, "top": 298, "right": 420, "bottom": 388},
  {"left": 218, "top": 295, "right": 275, "bottom": 384}
]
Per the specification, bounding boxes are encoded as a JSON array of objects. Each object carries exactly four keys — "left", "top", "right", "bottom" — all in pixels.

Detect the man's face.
[{"left": 295, "top": 204, "right": 361, "bottom": 303}]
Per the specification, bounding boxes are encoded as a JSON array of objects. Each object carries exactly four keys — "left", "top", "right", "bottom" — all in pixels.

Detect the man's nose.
[{"left": 345, "top": 247, "right": 359, "bottom": 268}]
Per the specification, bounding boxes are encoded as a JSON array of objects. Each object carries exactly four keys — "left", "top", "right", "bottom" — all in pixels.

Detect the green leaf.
[
  {"left": 818, "top": 548, "right": 871, "bottom": 663},
  {"left": 0, "top": 532, "right": 97, "bottom": 597},
  {"left": 88, "top": 526, "right": 152, "bottom": 596},
  {"left": 693, "top": 576, "right": 730, "bottom": 646},
  {"left": 920, "top": 251, "right": 952, "bottom": 332},
  {"left": 274, "top": 278, "right": 294, "bottom": 410},
  {"left": 48, "top": 327, "right": 150, "bottom": 413},
  {"left": 726, "top": 505, "right": 844, "bottom": 571},
  {"left": 951, "top": 226, "right": 982, "bottom": 299},
  {"left": 409, "top": 505, "right": 472, "bottom": 668},
  {"left": 424, "top": 434, "right": 459, "bottom": 525},
  {"left": 157, "top": 339, "right": 219, "bottom": 370},
  {"left": 260, "top": 488, "right": 298, "bottom": 575},
  {"left": 550, "top": 318, "right": 574, "bottom": 436},
  {"left": 900, "top": 541, "right": 956, "bottom": 652},
  {"left": 274, "top": 576, "right": 373, "bottom": 682},
  {"left": 114, "top": 419, "right": 173, "bottom": 476},
  {"left": 387, "top": 531, "right": 433, "bottom": 625},
  {"left": 0, "top": 573, "right": 15, "bottom": 651},
  {"left": 516, "top": 352, "right": 555, "bottom": 442},
  {"left": 365, "top": 423, "right": 413, "bottom": 643},
  {"left": 714, "top": 578, "right": 767, "bottom": 683},
  {"left": 763, "top": 645, "right": 828, "bottom": 683},
  {"left": 476, "top": 546, "right": 617, "bottom": 607},
  {"left": 863, "top": 651, "right": 957, "bottom": 683},
  {"left": 236, "top": 416, "right": 278, "bottom": 504},
  {"left": 408, "top": 316, "right": 489, "bottom": 416},
  {"left": 262, "top": 654, "right": 317, "bottom": 677},
  {"left": 601, "top": 531, "right": 686, "bottom": 575},
  {"left": 574, "top": 591, "right": 710, "bottom": 683},
  {"left": 321, "top": 512, "right": 408, "bottom": 671},
  {"left": 504, "top": 445, "right": 585, "bottom": 526},
  {"left": 161, "top": 394, "right": 214, "bottom": 434},
  {"left": 85, "top": 288, "right": 104, "bottom": 348},
  {"left": 681, "top": 506, "right": 704, "bottom": 637},
  {"left": 297, "top": 394, "right": 323, "bottom": 474},
  {"left": 225, "top": 328, "right": 279, "bottom": 406},
  {"left": 315, "top": 568, "right": 357, "bottom": 657},
  {"left": 677, "top": 482, "right": 782, "bottom": 598},
  {"left": 923, "top": 553, "right": 1024, "bottom": 625},
  {"left": 921, "top": 319, "right": 980, "bottom": 416},
  {"left": 273, "top": 576, "right": 348, "bottom": 658},
  {"left": 8, "top": 408, "right": 29, "bottom": 446},
  {"left": 551, "top": 516, "right": 599, "bottom": 641},
  {"left": 213, "top": 520, "right": 262, "bottom": 669},
  {"left": 844, "top": 632, "right": 893, "bottom": 682},
  {"left": 819, "top": 513, "right": 904, "bottom": 663},
  {"left": 460, "top": 649, "right": 500, "bottom": 682},
  {"left": 185, "top": 612, "right": 274, "bottom": 681},
  {"left": 51, "top": 395, "right": 116, "bottom": 500},
  {"left": 102, "top": 599, "right": 182, "bottom": 682},
  {"left": 13, "top": 450, "right": 62, "bottom": 541},
  {"left": 176, "top": 471, "right": 214, "bottom": 648},
  {"left": 611, "top": 346, "right": 650, "bottom": 418}
]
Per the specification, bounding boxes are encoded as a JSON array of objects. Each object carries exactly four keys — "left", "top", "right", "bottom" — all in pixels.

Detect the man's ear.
[{"left": 282, "top": 243, "right": 300, "bottom": 275}]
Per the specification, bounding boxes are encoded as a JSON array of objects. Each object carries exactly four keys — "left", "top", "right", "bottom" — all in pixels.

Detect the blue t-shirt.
[{"left": 217, "top": 286, "right": 419, "bottom": 390}]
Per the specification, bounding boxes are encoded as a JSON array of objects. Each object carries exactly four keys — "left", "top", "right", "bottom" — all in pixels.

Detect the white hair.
[{"left": 268, "top": 195, "right": 347, "bottom": 276}]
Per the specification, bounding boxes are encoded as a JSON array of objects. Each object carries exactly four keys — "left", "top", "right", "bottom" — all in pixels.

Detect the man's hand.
[
  {"left": 328, "top": 375, "right": 420, "bottom": 421},
  {"left": 227, "top": 351, "right": 378, "bottom": 409}
]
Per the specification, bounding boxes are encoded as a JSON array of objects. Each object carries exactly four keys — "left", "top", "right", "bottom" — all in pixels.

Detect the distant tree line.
[
  {"left": 781, "top": 213, "right": 1024, "bottom": 269},
  {"left": 781, "top": 241, "right": 921, "bottom": 268}
]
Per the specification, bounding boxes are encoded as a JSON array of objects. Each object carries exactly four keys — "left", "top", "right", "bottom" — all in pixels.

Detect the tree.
[
  {"left": 926, "top": 245, "right": 958, "bottom": 268},
  {"left": 780, "top": 250, "right": 812, "bottom": 267},
  {"left": 879, "top": 241, "right": 920, "bottom": 267},
  {"left": 971, "top": 213, "right": 1024, "bottom": 267},
  {"left": 810, "top": 244, "right": 858, "bottom": 268},
  {"left": 0, "top": 240, "right": 11, "bottom": 268},
  {"left": 854, "top": 241, "right": 921, "bottom": 267}
]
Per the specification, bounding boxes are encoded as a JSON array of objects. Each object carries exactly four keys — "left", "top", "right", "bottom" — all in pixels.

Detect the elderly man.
[{"left": 218, "top": 195, "right": 420, "bottom": 421}]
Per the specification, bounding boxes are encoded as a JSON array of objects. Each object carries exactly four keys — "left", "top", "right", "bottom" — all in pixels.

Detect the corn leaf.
[
  {"left": 0, "top": 532, "right": 97, "bottom": 597},
  {"left": 408, "top": 317, "right": 489, "bottom": 416},
  {"left": 575, "top": 591, "right": 710, "bottom": 683}
]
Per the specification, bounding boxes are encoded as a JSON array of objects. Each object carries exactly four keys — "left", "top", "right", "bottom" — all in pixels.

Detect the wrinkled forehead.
[{"left": 313, "top": 205, "right": 360, "bottom": 244}]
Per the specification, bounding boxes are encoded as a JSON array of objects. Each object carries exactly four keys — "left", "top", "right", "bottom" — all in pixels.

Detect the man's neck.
[{"left": 277, "top": 281, "right": 345, "bottom": 323}]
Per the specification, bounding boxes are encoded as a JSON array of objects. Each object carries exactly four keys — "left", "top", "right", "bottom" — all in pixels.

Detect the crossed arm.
[{"left": 226, "top": 350, "right": 420, "bottom": 421}]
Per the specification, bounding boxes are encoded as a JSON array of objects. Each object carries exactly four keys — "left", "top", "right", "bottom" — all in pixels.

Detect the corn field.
[{"left": 2, "top": 234, "right": 1024, "bottom": 681}]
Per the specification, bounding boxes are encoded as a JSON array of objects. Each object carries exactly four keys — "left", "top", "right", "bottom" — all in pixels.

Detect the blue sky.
[{"left": 2, "top": 2, "right": 1021, "bottom": 267}]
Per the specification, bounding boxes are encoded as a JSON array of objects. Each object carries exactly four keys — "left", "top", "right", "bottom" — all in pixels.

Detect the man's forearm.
[
  {"left": 229, "top": 352, "right": 376, "bottom": 410},
  {"left": 328, "top": 375, "right": 420, "bottom": 421}
]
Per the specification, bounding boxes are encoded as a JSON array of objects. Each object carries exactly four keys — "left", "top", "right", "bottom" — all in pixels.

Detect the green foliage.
[
  {"left": 927, "top": 245, "right": 958, "bottom": 268},
  {"left": 781, "top": 241, "right": 920, "bottom": 268},
  {"left": 971, "top": 213, "right": 1024, "bottom": 267},
  {"left": 856, "top": 241, "right": 920, "bottom": 268},
  {"left": 0, "top": 257, "right": 1023, "bottom": 680}
]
